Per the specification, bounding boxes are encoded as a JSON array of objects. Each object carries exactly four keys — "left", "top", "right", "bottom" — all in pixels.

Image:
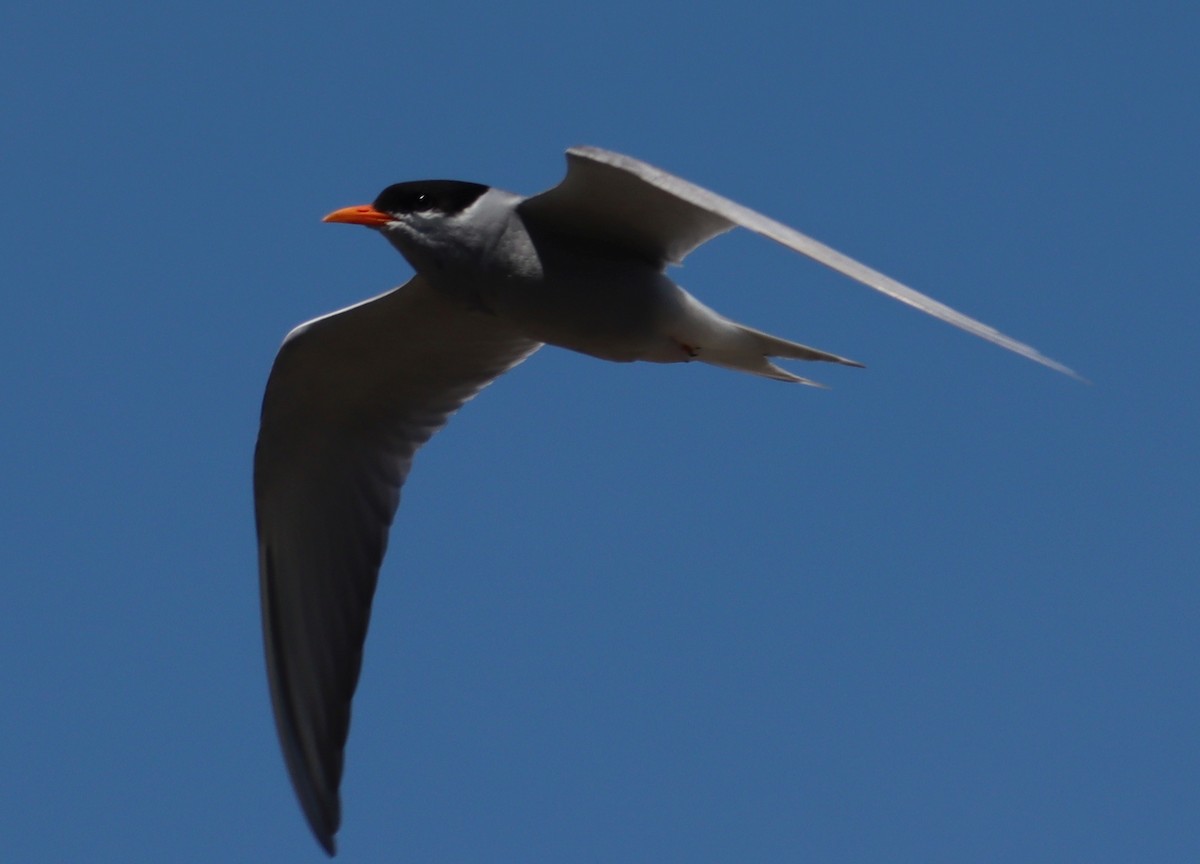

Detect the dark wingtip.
[
  {"left": 317, "top": 830, "right": 337, "bottom": 857},
  {"left": 303, "top": 793, "right": 340, "bottom": 856}
]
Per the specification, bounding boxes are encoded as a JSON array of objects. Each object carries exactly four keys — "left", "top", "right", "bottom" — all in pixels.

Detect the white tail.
[
  {"left": 667, "top": 289, "right": 862, "bottom": 386},
  {"left": 700, "top": 323, "right": 862, "bottom": 385}
]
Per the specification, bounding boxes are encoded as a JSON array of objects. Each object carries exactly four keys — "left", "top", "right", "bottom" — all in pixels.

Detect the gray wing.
[
  {"left": 520, "top": 146, "right": 1080, "bottom": 379},
  {"left": 254, "top": 276, "right": 539, "bottom": 854}
]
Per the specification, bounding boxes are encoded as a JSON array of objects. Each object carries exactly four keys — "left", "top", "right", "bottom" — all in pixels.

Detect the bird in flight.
[{"left": 255, "top": 146, "right": 1079, "bottom": 854}]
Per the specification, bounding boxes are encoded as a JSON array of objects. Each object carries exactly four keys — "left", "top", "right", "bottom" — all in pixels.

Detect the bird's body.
[
  {"left": 362, "top": 181, "right": 856, "bottom": 378},
  {"left": 255, "top": 147, "right": 1078, "bottom": 854},
  {"left": 405, "top": 186, "right": 684, "bottom": 363}
]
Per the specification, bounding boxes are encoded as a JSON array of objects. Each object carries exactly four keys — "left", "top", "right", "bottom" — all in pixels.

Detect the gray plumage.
[{"left": 255, "top": 146, "right": 1078, "bottom": 854}]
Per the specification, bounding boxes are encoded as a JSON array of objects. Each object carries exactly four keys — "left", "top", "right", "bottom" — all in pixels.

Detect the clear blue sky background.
[{"left": 3, "top": 2, "right": 1197, "bottom": 861}]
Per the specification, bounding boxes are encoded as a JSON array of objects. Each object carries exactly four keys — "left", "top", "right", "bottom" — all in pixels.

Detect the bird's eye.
[{"left": 412, "top": 192, "right": 437, "bottom": 212}]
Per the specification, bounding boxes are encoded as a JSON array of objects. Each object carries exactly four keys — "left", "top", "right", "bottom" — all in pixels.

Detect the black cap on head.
[{"left": 373, "top": 180, "right": 490, "bottom": 217}]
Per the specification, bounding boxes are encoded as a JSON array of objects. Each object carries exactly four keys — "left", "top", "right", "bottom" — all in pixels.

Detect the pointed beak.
[{"left": 322, "top": 205, "right": 392, "bottom": 227}]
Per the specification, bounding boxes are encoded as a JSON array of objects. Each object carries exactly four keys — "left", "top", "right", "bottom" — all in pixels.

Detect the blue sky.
[{"left": 3, "top": 1, "right": 1197, "bottom": 861}]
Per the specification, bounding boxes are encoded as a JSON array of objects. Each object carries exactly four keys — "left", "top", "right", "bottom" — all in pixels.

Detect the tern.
[{"left": 255, "top": 146, "right": 1078, "bottom": 854}]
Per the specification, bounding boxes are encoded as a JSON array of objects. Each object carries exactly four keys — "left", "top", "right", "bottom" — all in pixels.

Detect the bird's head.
[{"left": 324, "top": 180, "right": 496, "bottom": 275}]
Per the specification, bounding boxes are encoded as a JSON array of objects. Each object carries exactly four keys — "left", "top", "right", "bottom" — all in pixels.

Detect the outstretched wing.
[
  {"left": 521, "top": 146, "right": 1080, "bottom": 379},
  {"left": 254, "top": 276, "right": 539, "bottom": 854}
]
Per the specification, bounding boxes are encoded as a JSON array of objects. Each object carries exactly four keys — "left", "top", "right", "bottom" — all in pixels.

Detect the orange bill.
[{"left": 322, "top": 205, "right": 392, "bottom": 226}]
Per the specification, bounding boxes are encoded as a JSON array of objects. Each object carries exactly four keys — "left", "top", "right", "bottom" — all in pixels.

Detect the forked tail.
[{"left": 698, "top": 322, "right": 863, "bottom": 386}]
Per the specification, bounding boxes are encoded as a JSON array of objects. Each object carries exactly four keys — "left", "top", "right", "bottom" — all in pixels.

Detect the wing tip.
[
  {"left": 1009, "top": 347, "right": 1088, "bottom": 383},
  {"left": 316, "top": 829, "right": 337, "bottom": 857},
  {"left": 1042, "top": 357, "right": 1089, "bottom": 384}
]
